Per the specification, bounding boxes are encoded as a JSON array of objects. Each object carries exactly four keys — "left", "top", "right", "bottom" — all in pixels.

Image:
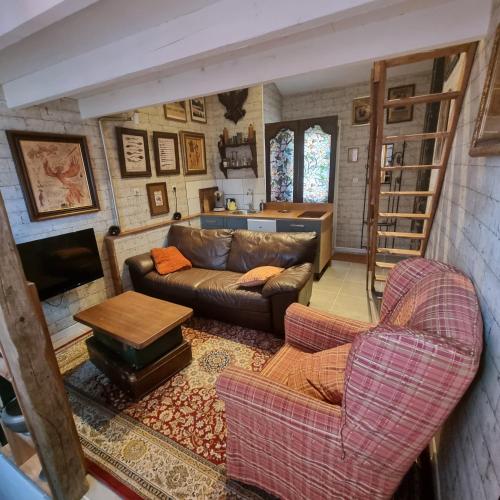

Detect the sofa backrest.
[
  {"left": 226, "top": 230, "right": 317, "bottom": 273},
  {"left": 342, "top": 258, "right": 482, "bottom": 484},
  {"left": 168, "top": 225, "right": 233, "bottom": 270}
]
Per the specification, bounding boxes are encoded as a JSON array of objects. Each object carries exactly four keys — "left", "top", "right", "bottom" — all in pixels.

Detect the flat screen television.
[{"left": 17, "top": 228, "right": 104, "bottom": 301}]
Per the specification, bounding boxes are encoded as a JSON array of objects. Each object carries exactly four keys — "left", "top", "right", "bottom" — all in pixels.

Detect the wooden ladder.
[{"left": 367, "top": 42, "right": 477, "bottom": 294}]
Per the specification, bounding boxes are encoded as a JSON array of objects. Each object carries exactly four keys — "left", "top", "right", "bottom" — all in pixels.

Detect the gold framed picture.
[
  {"left": 179, "top": 131, "right": 207, "bottom": 175},
  {"left": 164, "top": 101, "right": 188, "bottom": 122},
  {"left": 146, "top": 182, "right": 169, "bottom": 217},
  {"left": 470, "top": 24, "right": 500, "bottom": 157},
  {"left": 6, "top": 130, "right": 99, "bottom": 221},
  {"left": 352, "top": 96, "right": 371, "bottom": 125},
  {"left": 387, "top": 84, "right": 415, "bottom": 124},
  {"left": 189, "top": 97, "right": 207, "bottom": 123}
]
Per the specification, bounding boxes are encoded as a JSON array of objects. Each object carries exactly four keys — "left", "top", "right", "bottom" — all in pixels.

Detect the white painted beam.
[
  {"left": 77, "top": 0, "right": 490, "bottom": 118},
  {"left": 1, "top": 0, "right": 407, "bottom": 108},
  {"left": 0, "top": 0, "right": 97, "bottom": 50}
]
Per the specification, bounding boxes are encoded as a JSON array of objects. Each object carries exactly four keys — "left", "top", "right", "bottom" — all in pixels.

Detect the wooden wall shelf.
[{"left": 218, "top": 136, "right": 258, "bottom": 178}]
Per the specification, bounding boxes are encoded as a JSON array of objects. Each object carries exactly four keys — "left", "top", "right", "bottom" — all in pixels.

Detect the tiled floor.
[{"left": 310, "top": 260, "right": 374, "bottom": 323}]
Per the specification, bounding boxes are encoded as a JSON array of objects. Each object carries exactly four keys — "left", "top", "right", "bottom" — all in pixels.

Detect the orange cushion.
[
  {"left": 285, "top": 343, "right": 352, "bottom": 404},
  {"left": 151, "top": 247, "right": 192, "bottom": 275},
  {"left": 236, "top": 266, "right": 284, "bottom": 287}
]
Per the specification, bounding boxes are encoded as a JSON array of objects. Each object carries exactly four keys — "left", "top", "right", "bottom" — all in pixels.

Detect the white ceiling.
[
  {"left": 273, "top": 59, "right": 434, "bottom": 95},
  {"left": 0, "top": 0, "right": 492, "bottom": 117}
]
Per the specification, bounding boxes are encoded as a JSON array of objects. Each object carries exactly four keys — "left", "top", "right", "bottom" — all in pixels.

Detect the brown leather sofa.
[{"left": 126, "top": 225, "right": 317, "bottom": 335}]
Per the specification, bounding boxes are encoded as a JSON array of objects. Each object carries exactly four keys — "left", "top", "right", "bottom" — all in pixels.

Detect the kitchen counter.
[{"left": 202, "top": 208, "right": 331, "bottom": 221}]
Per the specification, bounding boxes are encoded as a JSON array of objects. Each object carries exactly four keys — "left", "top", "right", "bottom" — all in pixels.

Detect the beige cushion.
[
  {"left": 285, "top": 343, "right": 352, "bottom": 404},
  {"left": 236, "top": 266, "right": 284, "bottom": 287}
]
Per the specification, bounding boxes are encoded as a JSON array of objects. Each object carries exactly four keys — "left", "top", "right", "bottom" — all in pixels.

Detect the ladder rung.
[
  {"left": 379, "top": 212, "right": 431, "bottom": 219},
  {"left": 380, "top": 191, "right": 434, "bottom": 196},
  {"left": 384, "top": 131, "right": 449, "bottom": 143},
  {"left": 378, "top": 231, "right": 426, "bottom": 239},
  {"left": 375, "top": 274, "right": 387, "bottom": 282},
  {"left": 375, "top": 261, "right": 396, "bottom": 269},
  {"left": 377, "top": 248, "right": 422, "bottom": 256},
  {"left": 384, "top": 91, "right": 461, "bottom": 108},
  {"left": 381, "top": 164, "right": 441, "bottom": 171}
]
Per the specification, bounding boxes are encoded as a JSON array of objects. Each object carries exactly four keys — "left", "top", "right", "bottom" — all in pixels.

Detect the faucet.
[{"left": 247, "top": 188, "right": 255, "bottom": 212}]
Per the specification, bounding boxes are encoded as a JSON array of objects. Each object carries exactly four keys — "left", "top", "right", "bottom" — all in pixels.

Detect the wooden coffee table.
[{"left": 74, "top": 291, "right": 193, "bottom": 399}]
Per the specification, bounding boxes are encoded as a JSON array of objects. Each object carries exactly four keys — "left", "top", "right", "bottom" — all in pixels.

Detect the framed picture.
[
  {"left": 153, "top": 131, "right": 180, "bottom": 176},
  {"left": 179, "top": 131, "right": 207, "bottom": 175},
  {"left": 387, "top": 84, "right": 415, "bottom": 124},
  {"left": 189, "top": 97, "right": 207, "bottom": 123},
  {"left": 6, "top": 130, "right": 99, "bottom": 221},
  {"left": 352, "top": 96, "right": 371, "bottom": 125},
  {"left": 116, "top": 127, "right": 151, "bottom": 178},
  {"left": 347, "top": 147, "right": 359, "bottom": 162},
  {"left": 470, "top": 24, "right": 500, "bottom": 157},
  {"left": 164, "top": 101, "right": 187, "bottom": 122},
  {"left": 146, "top": 182, "right": 169, "bottom": 216}
]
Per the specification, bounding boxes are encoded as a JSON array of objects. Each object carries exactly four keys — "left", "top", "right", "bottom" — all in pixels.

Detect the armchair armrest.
[
  {"left": 125, "top": 252, "right": 154, "bottom": 276},
  {"left": 262, "top": 263, "right": 312, "bottom": 298},
  {"left": 285, "top": 303, "right": 374, "bottom": 352},
  {"left": 217, "top": 366, "right": 342, "bottom": 438}
]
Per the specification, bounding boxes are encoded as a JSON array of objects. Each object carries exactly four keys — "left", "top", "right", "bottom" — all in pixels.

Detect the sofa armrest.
[
  {"left": 262, "top": 263, "right": 313, "bottom": 298},
  {"left": 125, "top": 252, "right": 155, "bottom": 276},
  {"left": 216, "top": 366, "right": 342, "bottom": 438},
  {"left": 285, "top": 303, "right": 374, "bottom": 352}
]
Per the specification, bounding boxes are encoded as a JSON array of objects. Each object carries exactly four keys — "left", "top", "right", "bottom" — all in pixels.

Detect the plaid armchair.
[{"left": 217, "top": 258, "right": 483, "bottom": 499}]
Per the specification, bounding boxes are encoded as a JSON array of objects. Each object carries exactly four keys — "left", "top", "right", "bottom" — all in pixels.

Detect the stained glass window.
[
  {"left": 303, "top": 125, "right": 331, "bottom": 203},
  {"left": 269, "top": 128, "right": 294, "bottom": 201}
]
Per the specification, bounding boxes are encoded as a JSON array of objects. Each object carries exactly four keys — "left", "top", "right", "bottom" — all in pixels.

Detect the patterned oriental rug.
[{"left": 57, "top": 317, "right": 283, "bottom": 499}]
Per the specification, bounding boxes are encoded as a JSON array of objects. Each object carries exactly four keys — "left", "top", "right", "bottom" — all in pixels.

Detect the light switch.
[{"left": 352, "top": 177, "right": 359, "bottom": 184}]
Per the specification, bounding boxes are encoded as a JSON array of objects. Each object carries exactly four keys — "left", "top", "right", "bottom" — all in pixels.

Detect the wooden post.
[{"left": 0, "top": 192, "right": 88, "bottom": 500}]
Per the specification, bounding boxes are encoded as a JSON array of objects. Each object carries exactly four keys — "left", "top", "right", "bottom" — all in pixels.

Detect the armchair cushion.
[
  {"left": 285, "top": 303, "right": 374, "bottom": 352},
  {"left": 285, "top": 343, "right": 351, "bottom": 404},
  {"left": 261, "top": 263, "right": 312, "bottom": 298}
]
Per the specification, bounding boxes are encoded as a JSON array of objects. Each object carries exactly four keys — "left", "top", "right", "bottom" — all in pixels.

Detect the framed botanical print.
[
  {"left": 189, "top": 97, "right": 207, "bottom": 123},
  {"left": 352, "top": 97, "right": 371, "bottom": 125},
  {"left": 387, "top": 84, "right": 415, "bottom": 124},
  {"left": 164, "top": 101, "right": 187, "bottom": 122},
  {"left": 6, "top": 130, "right": 99, "bottom": 221},
  {"left": 116, "top": 127, "right": 151, "bottom": 178},
  {"left": 470, "top": 24, "right": 500, "bottom": 157},
  {"left": 146, "top": 182, "right": 169, "bottom": 216},
  {"left": 153, "top": 131, "right": 180, "bottom": 176},
  {"left": 179, "top": 131, "right": 207, "bottom": 175}
]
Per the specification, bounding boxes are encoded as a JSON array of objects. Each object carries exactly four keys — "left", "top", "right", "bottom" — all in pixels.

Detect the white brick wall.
[
  {"left": 0, "top": 92, "right": 115, "bottom": 334},
  {"left": 426, "top": 3, "right": 500, "bottom": 498},
  {"left": 0, "top": 95, "right": 220, "bottom": 335},
  {"left": 263, "top": 83, "right": 283, "bottom": 123},
  {"left": 281, "top": 72, "right": 432, "bottom": 249}
]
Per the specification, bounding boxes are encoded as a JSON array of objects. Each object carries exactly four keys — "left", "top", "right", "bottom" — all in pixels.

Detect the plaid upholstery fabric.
[
  {"left": 285, "top": 303, "right": 374, "bottom": 352},
  {"left": 217, "top": 258, "right": 483, "bottom": 499},
  {"left": 380, "top": 258, "right": 456, "bottom": 322},
  {"left": 286, "top": 343, "right": 351, "bottom": 403}
]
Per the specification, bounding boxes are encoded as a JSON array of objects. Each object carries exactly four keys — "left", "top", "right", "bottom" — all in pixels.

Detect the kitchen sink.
[
  {"left": 297, "top": 211, "right": 326, "bottom": 218},
  {"left": 228, "top": 209, "right": 259, "bottom": 215}
]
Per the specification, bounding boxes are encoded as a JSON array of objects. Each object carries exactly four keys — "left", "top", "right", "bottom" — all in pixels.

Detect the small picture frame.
[
  {"left": 153, "top": 131, "right": 180, "bottom": 176},
  {"left": 470, "top": 24, "right": 500, "bottom": 157},
  {"left": 146, "top": 182, "right": 169, "bottom": 217},
  {"left": 347, "top": 147, "right": 359, "bottom": 163},
  {"left": 164, "top": 101, "right": 188, "bottom": 122},
  {"left": 387, "top": 84, "right": 415, "bottom": 124},
  {"left": 189, "top": 97, "right": 207, "bottom": 123},
  {"left": 116, "top": 127, "right": 151, "bottom": 178},
  {"left": 352, "top": 96, "right": 371, "bottom": 126},
  {"left": 179, "top": 131, "right": 207, "bottom": 175}
]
